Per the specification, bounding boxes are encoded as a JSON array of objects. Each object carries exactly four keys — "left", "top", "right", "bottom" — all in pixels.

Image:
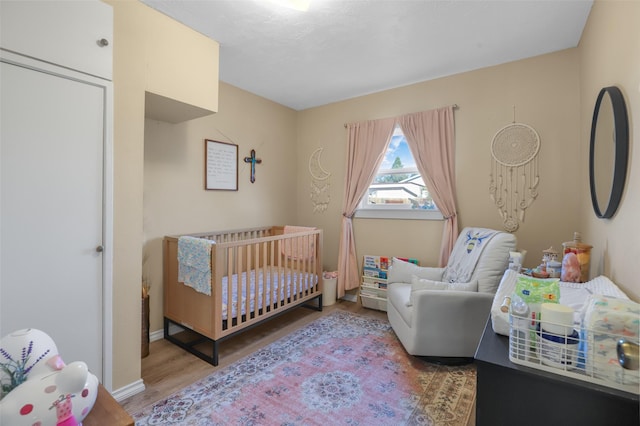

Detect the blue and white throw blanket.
[
  {"left": 442, "top": 228, "right": 499, "bottom": 283},
  {"left": 178, "top": 236, "right": 216, "bottom": 295}
]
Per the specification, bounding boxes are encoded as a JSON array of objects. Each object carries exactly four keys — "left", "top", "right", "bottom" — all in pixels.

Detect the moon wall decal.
[
  {"left": 308, "top": 147, "right": 331, "bottom": 212},
  {"left": 308, "top": 147, "right": 331, "bottom": 180}
]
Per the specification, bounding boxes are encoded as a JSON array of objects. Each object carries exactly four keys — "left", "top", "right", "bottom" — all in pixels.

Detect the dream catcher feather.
[
  {"left": 308, "top": 147, "right": 331, "bottom": 212},
  {"left": 489, "top": 120, "right": 540, "bottom": 232}
]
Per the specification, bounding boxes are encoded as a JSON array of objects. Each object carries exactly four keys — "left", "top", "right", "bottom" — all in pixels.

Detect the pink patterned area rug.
[{"left": 133, "top": 311, "right": 476, "bottom": 425}]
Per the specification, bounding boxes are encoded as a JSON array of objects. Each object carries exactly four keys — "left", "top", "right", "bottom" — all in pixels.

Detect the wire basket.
[{"left": 509, "top": 314, "right": 639, "bottom": 394}]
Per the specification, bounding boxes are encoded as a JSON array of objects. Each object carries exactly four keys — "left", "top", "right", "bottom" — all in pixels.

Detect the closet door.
[
  {"left": 0, "top": 0, "right": 112, "bottom": 80},
  {"left": 0, "top": 59, "right": 105, "bottom": 380}
]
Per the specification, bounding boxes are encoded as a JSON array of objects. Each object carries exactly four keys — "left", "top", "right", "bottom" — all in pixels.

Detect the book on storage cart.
[
  {"left": 363, "top": 267, "right": 388, "bottom": 279},
  {"left": 363, "top": 255, "right": 390, "bottom": 270},
  {"left": 362, "top": 282, "right": 387, "bottom": 291},
  {"left": 362, "top": 277, "right": 388, "bottom": 289}
]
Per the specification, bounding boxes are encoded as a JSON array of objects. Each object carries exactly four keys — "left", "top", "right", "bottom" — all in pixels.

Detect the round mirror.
[{"left": 589, "top": 86, "right": 629, "bottom": 218}]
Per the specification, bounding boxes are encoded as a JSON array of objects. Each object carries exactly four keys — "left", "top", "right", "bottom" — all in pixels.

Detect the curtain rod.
[{"left": 343, "top": 104, "right": 459, "bottom": 128}]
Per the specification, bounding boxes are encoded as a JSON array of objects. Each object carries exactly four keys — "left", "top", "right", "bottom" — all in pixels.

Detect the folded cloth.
[
  {"left": 178, "top": 236, "right": 215, "bottom": 296},
  {"left": 282, "top": 225, "right": 316, "bottom": 260}
]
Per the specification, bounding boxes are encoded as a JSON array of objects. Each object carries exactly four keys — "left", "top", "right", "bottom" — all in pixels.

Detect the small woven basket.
[{"left": 141, "top": 295, "right": 150, "bottom": 358}]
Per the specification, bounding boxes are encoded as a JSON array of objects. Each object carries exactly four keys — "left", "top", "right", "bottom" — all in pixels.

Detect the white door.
[{"left": 0, "top": 59, "right": 105, "bottom": 380}]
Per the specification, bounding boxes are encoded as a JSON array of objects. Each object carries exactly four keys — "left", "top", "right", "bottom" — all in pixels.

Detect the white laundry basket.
[{"left": 323, "top": 276, "right": 337, "bottom": 306}]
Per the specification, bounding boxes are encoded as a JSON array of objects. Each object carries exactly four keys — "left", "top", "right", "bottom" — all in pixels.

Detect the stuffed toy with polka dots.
[{"left": 0, "top": 329, "right": 99, "bottom": 426}]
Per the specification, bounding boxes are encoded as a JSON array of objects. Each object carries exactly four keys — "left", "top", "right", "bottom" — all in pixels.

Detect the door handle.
[{"left": 96, "top": 245, "right": 104, "bottom": 253}]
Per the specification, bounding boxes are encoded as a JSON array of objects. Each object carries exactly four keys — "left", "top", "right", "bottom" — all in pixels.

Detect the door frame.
[{"left": 0, "top": 49, "right": 114, "bottom": 390}]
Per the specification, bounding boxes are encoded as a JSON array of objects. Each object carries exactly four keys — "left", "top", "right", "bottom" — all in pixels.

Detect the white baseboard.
[
  {"left": 111, "top": 378, "right": 146, "bottom": 402},
  {"left": 150, "top": 323, "right": 185, "bottom": 342},
  {"left": 150, "top": 329, "right": 164, "bottom": 342}
]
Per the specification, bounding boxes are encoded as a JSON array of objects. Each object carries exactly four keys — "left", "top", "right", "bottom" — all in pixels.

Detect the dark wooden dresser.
[{"left": 474, "top": 319, "right": 639, "bottom": 425}]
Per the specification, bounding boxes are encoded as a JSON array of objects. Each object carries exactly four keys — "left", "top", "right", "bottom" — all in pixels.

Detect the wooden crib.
[{"left": 163, "top": 225, "right": 323, "bottom": 365}]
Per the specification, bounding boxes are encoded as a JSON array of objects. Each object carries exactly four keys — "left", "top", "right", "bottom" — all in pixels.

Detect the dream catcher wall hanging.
[
  {"left": 489, "top": 116, "right": 540, "bottom": 232},
  {"left": 308, "top": 147, "right": 331, "bottom": 212}
]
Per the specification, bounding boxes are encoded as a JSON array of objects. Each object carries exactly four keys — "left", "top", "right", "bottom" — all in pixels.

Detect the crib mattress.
[{"left": 221, "top": 268, "right": 318, "bottom": 320}]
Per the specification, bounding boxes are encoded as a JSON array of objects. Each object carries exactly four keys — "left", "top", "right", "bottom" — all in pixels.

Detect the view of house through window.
[{"left": 361, "top": 126, "right": 438, "bottom": 212}]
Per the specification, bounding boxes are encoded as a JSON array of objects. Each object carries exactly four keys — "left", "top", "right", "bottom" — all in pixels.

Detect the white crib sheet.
[{"left": 221, "top": 268, "right": 319, "bottom": 320}]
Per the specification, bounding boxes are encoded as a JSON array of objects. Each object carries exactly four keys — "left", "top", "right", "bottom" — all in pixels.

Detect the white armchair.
[{"left": 386, "top": 227, "right": 516, "bottom": 360}]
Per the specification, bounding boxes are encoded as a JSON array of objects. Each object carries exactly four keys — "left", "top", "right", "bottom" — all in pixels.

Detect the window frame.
[{"left": 355, "top": 127, "right": 443, "bottom": 221}]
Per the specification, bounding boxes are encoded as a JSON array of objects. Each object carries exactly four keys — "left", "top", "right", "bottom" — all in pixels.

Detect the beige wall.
[
  {"left": 112, "top": 0, "right": 640, "bottom": 394},
  {"left": 578, "top": 0, "right": 640, "bottom": 300},
  {"left": 296, "top": 49, "right": 582, "bottom": 278},
  {"left": 144, "top": 82, "right": 298, "bottom": 333},
  {"left": 105, "top": 0, "right": 219, "bottom": 391}
]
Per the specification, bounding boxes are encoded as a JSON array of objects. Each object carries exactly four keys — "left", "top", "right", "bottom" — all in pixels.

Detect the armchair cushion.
[
  {"left": 387, "top": 257, "right": 444, "bottom": 284},
  {"left": 408, "top": 275, "right": 478, "bottom": 306}
]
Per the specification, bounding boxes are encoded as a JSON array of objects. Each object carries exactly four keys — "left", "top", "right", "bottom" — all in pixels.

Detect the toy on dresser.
[
  {"left": 525, "top": 232, "right": 592, "bottom": 283},
  {"left": 528, "top": 246, "right": 559, "bottom": 278},
  {"left": 561, "top": 232, "right": 592, "bottom": 283},
  {"left": 0, "top": 329, "right": 98, "bottom": 426}
]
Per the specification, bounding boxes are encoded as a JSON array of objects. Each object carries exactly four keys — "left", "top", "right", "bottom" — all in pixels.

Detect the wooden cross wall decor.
[{"left": 243, "top": 149, "right": 262, "bottom": 183}]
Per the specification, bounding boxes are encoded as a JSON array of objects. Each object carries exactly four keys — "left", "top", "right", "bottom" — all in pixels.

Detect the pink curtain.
[
  {"left": 337, "top": 118, "right": 396, "bottom": 297},
  {"left": 399, "top": 106, "right": 458, "bottom": 266}
]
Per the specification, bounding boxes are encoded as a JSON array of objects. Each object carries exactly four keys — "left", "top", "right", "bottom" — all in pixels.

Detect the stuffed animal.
[
  {"left": 561, "top": 252, "right": 582, "bottom": 283},
  {"left": 0, "top": 329, "right": 98, "bottom": 426}
]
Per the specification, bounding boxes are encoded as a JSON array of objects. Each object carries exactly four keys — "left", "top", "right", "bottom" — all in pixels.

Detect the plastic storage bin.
[{"left": 509, "top": 314, "right": 639, "bottom": 394}]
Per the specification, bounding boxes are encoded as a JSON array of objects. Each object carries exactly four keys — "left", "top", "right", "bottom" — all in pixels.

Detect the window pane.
[{"left": 364, "top": 128, "right": 438, "bottom": 211}]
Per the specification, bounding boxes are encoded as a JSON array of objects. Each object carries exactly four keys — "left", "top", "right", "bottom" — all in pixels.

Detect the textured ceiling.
[{"left": 140, "top": 0, "right": 593, "bottom": 111}]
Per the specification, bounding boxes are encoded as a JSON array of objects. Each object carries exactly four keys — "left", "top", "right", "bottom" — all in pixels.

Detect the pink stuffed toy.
[{"left": 561, "top": 252, "right": 581, "bottom": 282}]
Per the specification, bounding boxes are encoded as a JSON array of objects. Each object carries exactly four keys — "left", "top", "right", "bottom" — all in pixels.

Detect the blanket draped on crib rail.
[{"left": 178, "top": 236, "right": 216, "bottom": 295}]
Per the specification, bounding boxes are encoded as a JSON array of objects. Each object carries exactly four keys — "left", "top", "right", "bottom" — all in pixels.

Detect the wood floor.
[{"left": 120, "top": 300, "right": 475, "bottom": 425}]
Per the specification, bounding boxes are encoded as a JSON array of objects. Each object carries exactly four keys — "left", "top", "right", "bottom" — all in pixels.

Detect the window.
[{"left": 355, "top": 126, "right": 442, "bottom": 220}]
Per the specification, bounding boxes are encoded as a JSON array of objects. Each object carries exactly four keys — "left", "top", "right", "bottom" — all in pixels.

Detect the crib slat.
[
  {"left": 307, "top": 233, "right": 313, "bottom": 296},
  {"left": 303, "top": 234, "right": 309, "bottom": 296},
  {"left": 270, "top": 238, "right": 277, "bottom": 309},
  {"left": 293, "top": 236, "right": 299, "bottom": 300},
  {"left": 259, "top": 241, "right": 267, "bottom": 314},
  {"left": 237, "top": 246, "right": 245, "bottom": 329},
  {"left": 226, "top": 246, "right": 233, "bottom": 331},
  {"left": 300, "top": 234, "right": 306, "bottom": 297},
  {"left": 287, "top": 238, "right": 294, "bottom": 305},
  {"left": 277, "top": 238, "right": 283, "bottom": 307},
  {"left": 244, "top": 244, "right": 251, "bottom": 324}
]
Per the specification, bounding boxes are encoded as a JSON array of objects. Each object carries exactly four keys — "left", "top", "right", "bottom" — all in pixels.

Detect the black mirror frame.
[{"left": 589, "top": 86, "right": 629, "bottom": 219}]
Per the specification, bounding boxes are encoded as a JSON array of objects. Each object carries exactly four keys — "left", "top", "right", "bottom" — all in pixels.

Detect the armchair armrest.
[
  {"left": 411, "top": 267, "right": 445, "bottom": 282},
  {"left": 411, "top": 290, "right": 494, "bottom": 356},
  {"left": 387, "top": 261, "right": 445, "bottom": 283}
]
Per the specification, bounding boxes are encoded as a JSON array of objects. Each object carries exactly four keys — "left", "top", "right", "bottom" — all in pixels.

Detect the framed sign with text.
[{"left": 205, "top": 139, "right": 238, "bottom": 191}]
